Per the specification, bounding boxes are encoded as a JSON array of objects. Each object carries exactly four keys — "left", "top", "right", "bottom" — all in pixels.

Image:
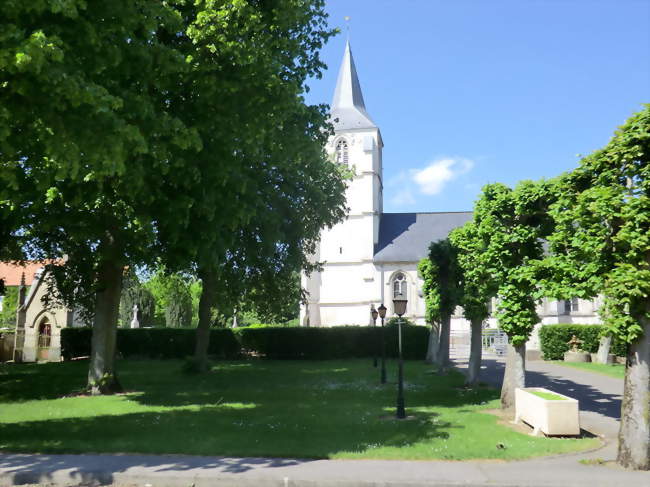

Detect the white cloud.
[
  {"left": 390, "top": 187, "right": 416, "bottom": 207},
  {"left": 411, "top": 157, "right": 474, "bottom": 195}
]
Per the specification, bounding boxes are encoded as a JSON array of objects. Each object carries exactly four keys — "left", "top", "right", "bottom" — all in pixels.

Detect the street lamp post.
[
  {"left": 393, "top": 296, "right": 408, "bottom": 419},
  {"left": 370, "top": 305, "right": 378, "bottom": 368},
  {"left": 377, "top": 303, "right": 387, "bottom": 384}
]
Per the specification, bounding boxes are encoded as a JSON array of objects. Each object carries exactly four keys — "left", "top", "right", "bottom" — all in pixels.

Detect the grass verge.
[
  {"left": 550, "top": 361, "right": 625, "bottom": 379},
  {"left": 0, "top": 359, "right": 599, "bottom": 460},
  {"left": 528, "top": 390, "right": 567, "bottom": 400}
]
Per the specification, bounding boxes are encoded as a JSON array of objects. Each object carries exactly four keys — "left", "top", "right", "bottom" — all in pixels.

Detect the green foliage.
[
  {"left": 417, "top": 259, "right": 437, "bottom": 324},
  {"left": 165, "top": 292, "right": 192, "bottom": 329},
  {"left": 449, "top": 222, "right": 495, "bottom": 322},
  {"left": 61, "top": 328, "right": 240, "bottom": 361},
  {"left": 234, "top": 324, "right": 428, "bottom": 360},
  {"left": 243, "top": 321, "right": 300, "bottom": 328},
  {"left": 0, "top": 286, "right": 18, "bottom": 327},
  {"left": 386, "top": 317, "right": 417, "bottom": 327},
  {"left": 419, "top": 239, "right": 463, "bottom": 324},
  {"left": 538, "top": 324, "right": 627, "bottom": 360},
  {"left": 143, "top": 270, "right": 193, "bottom": 328},
  {"left": 119, "top": 272, "right": 157, "bottom": 327},
  {"left": 1, "top": 0, "right": 344, "bottom": 386},
  {"left": 60, "top": 325, "right": 427, "bottom": 361},
  {"left": 469, "top": 181, "right": 556, "bottom": 345},
  {"left": 529, "top": 390, "right": 567, "bottom": 401},
  {"left": 543, "top": 106, "right": 650, "bottom": 344},
  {"left": 151, "top": 0, "right": 345, "bottom": 340}
]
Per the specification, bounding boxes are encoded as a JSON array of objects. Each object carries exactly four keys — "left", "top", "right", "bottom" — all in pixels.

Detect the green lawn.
[
  {"left": 551, "top": 361, "right": 625, "bottom": 379},
  {"left": 0, "top": 359, "right": 599, "bottom": 460}
]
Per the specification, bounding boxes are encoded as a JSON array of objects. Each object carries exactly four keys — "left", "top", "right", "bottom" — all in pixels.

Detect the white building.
[{"left": 300, "top": 42, "right": 600, "bottom": 342}]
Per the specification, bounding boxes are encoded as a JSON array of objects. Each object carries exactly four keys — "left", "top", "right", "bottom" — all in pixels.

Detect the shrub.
[
  {"left": 243, "top": 323, "right": 285, "bottom": 329},
  {"left": 234, "top": 324, "right": 428, "bottom": 360},
  {"left": 61, "top": 328, "right": 240, "bottom": 360},
  {"left": 61, "top": 324, "right": 430, "bottom": 361},
  {"left": 386, "top": 317, "right": 417, "bottom": 327},
  {"left": 538, "top": 324, "right": 627, "bottom": 360},
  {"left": 60, "top": 327, "right": 92, "bottom": 360}
]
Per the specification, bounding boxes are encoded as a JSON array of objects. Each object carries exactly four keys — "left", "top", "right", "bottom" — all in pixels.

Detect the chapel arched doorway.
[{"left": 37, "top": 317, "right": 52, "bottom": 361}]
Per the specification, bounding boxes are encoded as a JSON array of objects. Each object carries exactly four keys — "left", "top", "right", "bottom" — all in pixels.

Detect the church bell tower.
[{"left": 301, "top": 41, "right": 384, "bottom": 326}]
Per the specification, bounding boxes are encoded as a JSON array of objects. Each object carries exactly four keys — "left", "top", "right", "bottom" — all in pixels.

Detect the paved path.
[
  {"left": 1, "top": 449, "right": 649, "bottom": 487},
  {"left": 1, "top": 360, "right": 645, "bottom": 487}
]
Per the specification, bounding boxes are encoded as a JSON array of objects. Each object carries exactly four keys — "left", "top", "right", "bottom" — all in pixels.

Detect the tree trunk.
[
  {"left": 435, "top": 314, "right": 451, "bottom": 370},
  {"left": 596, "top": 335, "right": 612, "bottom": 364},
  {"left": 88, "top": 248, "right": 123, "bottom": 395},
  {"left": 194, "top": 266, "right": 217, "bottom": 373},
  {"left": 466, "top": 318, "right": 483, "bottom": 386},
  {"left": 425, "top": 322, "right": 440, "bottom": 364},
  {"left": 500, "top": 341, "right": 526, "bottom": 410},
  {"left": 617, "top": 311, "right": 650, "bottom": 470}
]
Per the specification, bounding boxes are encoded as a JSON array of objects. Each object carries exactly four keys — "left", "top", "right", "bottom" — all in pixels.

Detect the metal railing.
[{"left": 449, "top": 327, "right": 508, "bottom": 359}]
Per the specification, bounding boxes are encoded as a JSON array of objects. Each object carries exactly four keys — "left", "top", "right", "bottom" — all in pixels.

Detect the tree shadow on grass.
[
  {"left": 0, "top": 361, "right": 88, "bottom": 402},
  {"left": 0, "top": 406, "right": 456, "bottom": 485}
]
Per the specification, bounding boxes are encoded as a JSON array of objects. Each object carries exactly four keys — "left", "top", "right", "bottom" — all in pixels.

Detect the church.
[{"left": 300, "top": 42, "right": 601, "bottom": 336}]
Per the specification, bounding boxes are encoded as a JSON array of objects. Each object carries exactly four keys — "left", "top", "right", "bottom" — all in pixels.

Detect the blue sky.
[{"left": 304, "top": 0, "right": 650, "bottom": 213}]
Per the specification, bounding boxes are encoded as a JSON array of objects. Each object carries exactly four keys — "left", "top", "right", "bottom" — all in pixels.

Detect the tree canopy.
[
  {"left": 541, "top": 105, "right": 650, "bottom": 469},
  {"left": 0, "top": 0, "right": 346, "bottom": 386}
]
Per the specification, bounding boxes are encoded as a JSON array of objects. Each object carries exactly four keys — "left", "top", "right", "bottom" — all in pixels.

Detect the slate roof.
[
  {"left": 330, "top": 40, "right": 377, "bottom": 131},
  {"left": 373, "top": 212, "right": 473, "bottom": 263}
]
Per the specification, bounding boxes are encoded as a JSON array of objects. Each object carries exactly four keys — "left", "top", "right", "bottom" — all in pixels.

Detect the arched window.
[
  {"left": 335, "top": 138, "right": 349, "bottom": 165},
  {"left": 392, "top": 272, "right": 407, "bottom": 300}
]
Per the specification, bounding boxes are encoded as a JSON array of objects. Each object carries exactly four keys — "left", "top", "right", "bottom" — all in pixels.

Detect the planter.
[
  {"left": 514, "top": 387, "right": 580, "bottom": 436},
  {"left": 564, "top": 351, "right": 590, "bottom": 362}
]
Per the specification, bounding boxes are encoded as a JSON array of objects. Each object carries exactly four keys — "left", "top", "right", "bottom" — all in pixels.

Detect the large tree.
[
  {"left": 149, "top": 0, "right": 346, "bottom": 371},
  {"left": 470, "top": 181, "right": 555, "bottom": 408},
  {"left": 542, "top": 106, "right": 650, "bottom": 470},
  {"left": 0, "top": 1, "right": 200, "bottom": 393},
  {"left": 449, "top": 222, "right": 496, "bottom": 386},
  {"left": 420, "top": 239, "right": 463, "bottom": 371}
]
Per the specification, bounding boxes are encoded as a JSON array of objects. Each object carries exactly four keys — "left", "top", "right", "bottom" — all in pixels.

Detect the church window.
[
  {"left": 564, "top": 298, "right": 579, "bottom": 314},
  {"left": 335, "top": 138, "right": 349, "bottom": 165},
  {"left": 392, "top": 272, "right": 407, "bottom": 300}
]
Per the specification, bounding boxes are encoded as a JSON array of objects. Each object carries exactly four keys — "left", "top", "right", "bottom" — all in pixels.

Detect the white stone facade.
[{"left": 300, "top": 42, "right": 602, "bottom": 349}]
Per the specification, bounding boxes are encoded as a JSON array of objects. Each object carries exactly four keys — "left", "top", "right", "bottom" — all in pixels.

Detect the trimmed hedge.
[
  {"left": 538, "top": 324, "right": 627, "bottom": 360},
  {"left": 234, "top": 324, "right": 427, "bottom": 360},
  {"left": 61, "top": 328, "right": 240, "bottom": 360},
  {"left": 62, "top": 324, "right": 429, "bottom": 361}
]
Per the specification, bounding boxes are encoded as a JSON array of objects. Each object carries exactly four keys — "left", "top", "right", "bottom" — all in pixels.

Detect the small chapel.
[{"left": 299, "top": 42, "right": 602, "bottom": 336}]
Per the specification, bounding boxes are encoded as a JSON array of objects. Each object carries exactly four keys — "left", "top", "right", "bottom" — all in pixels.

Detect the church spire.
[{"left": 330, "top": 40, "right": 376, "bottom": 131}]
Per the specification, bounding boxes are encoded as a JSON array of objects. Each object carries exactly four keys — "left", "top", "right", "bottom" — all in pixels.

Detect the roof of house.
[
  {"left": 330, "top": 40, "right": 377, "bottom": 131},
  {"left": 373, "top": 212, "right": 473, "bottom": 263},
  {"left": 0, "top": 262, "right": 46, "bottom": 287}
]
